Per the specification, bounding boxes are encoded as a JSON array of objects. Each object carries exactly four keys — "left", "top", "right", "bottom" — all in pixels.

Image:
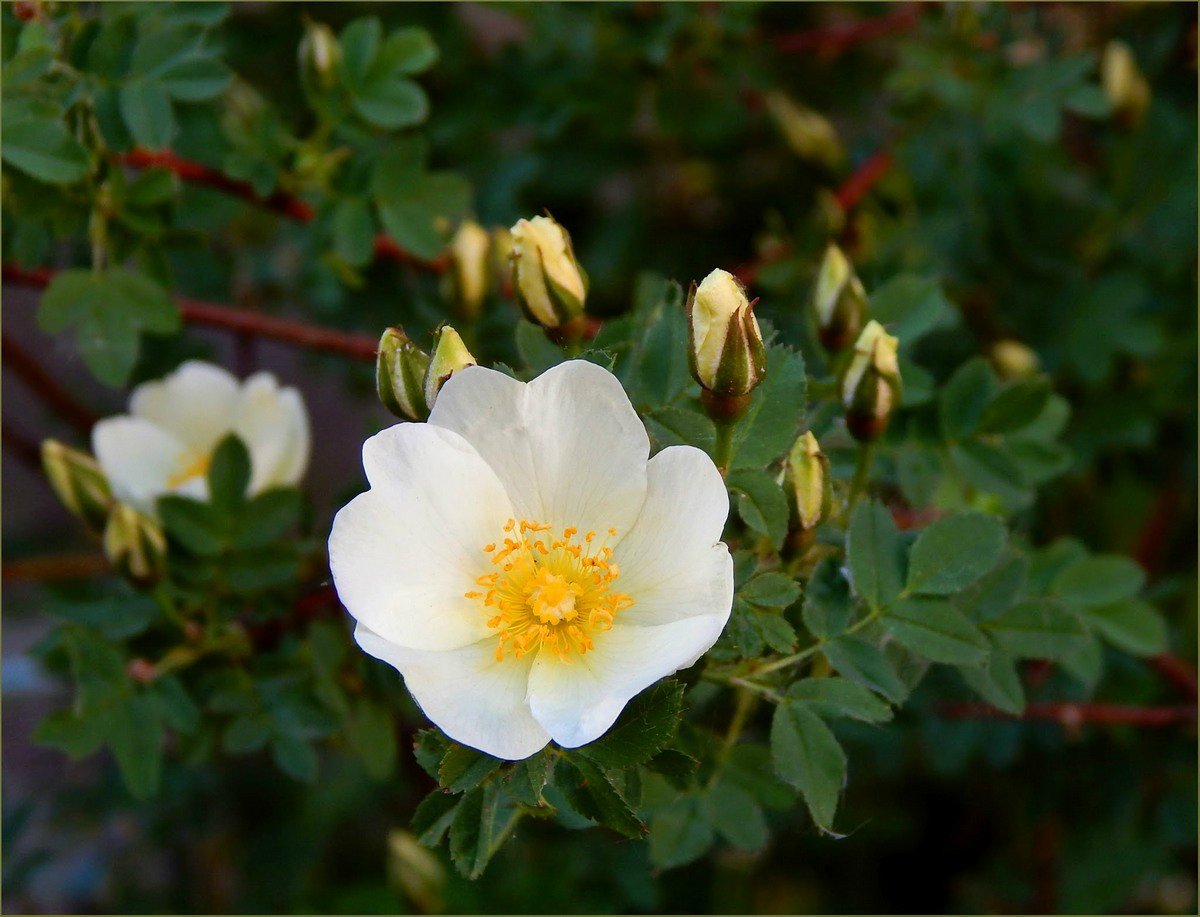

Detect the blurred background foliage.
[{"left": 2, "top": 1, "right": 1196, "bottom": 914}]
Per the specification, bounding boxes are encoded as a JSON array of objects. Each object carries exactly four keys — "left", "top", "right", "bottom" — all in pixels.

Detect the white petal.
[
  {"left": 329, "top": 423, "right": 513, "bottom": 652},
  {"left": 92, "top": 416, "right": 192, "bottom": 514},
  {"left": 355, "top": 624, "right": 549, "bottom": 760},
  {"left": 129, "top": 361, "right": 240, "bottom": 453},
  {"left": 527, "top": 615, "right": 728, "bottom": 748},
  {"left": 428, "top": 361, "right": 650, "bottom": 537},
  {"left": 234, "top": 373, "right": 310, "bottom": 493},
  {"left": 614, "top": 445, "right": 734, "bottom": 626},
  {"left": 426, "top": 365, "right": 543, "bottom": 519}
]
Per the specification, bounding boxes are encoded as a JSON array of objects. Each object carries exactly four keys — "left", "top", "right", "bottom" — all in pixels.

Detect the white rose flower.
[
  {"left": 329, "top": 360, "right": 733, "bottom": 760},
  {"left": 92, "top": 360, "right": 310, "bottom": 515}
]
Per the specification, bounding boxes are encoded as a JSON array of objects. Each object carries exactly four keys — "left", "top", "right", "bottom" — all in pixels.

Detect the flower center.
[
  {"left": 466, "top": 519, "right": 633, "bottom": 662},
  {"left": 167, "top": 450, "right": 212, "bottom": 488}
]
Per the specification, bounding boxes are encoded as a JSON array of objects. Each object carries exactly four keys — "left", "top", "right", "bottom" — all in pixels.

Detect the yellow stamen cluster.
[
  {"left": 167, "top": 451, "right": 212, "bottom": 488},
  {"left": 466, "top": 518, "right": 633, "bottom": 663}
]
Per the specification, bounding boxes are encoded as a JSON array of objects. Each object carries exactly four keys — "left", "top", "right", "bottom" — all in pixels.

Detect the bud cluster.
[
  {"left": 42, "top": 439, "right": 167, "bottom": 586},
  {"left": 376, "top": 324, "right": 477, "bottom": 421}
]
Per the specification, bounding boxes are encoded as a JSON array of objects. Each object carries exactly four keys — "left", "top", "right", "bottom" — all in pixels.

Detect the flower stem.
[
  {"left": 748, "top": 606, "right": 883, "bottom": 679},
  {"left": 712, "top": 420, "right": 735, "bottom": 473},
  {"left": 846, "top": 441, "right": 876, "bottom": 518}
]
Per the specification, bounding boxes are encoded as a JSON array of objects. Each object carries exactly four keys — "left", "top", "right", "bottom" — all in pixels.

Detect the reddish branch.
[
  {"left": 2, "top": 553, "right": 110, "bottom": 582},
  {"left": 773, "top": 3, "right": 923, "bottom": 57},
  {"left": 835, "top": 147, "right": 894, "bottom": 212},
  {"left": 3, "top": 264, "right": 378, "bottom": 363},
  {"left": 941, "top": 701, "right": 1197, "bottom": 729},
  {"left": 115, "top": 148, "right": 449, "bottom": 273},
  {"left": 2, "top": 330, "right": 98, "bottom": 433},
  {"left": 1150, "top": 654, "right": 1199, "bottom": 702}
]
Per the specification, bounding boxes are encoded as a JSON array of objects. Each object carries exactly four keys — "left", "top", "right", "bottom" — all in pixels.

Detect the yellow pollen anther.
[
  {"left": 167, "top": 451, "right": 212, "bottom": 488},
  {"left": 465, "top": 518, "right": 633, "bottom": 663}
]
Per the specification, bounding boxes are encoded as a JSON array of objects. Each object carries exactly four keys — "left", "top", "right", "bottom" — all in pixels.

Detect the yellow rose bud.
[
  {"left": 1102, "top": 40, "right": 1151, "bottom": 129},
  {"left": 103, "top": 503, "right": 166, "bottom": 587},
  {"left": 444, "top": 219, "right": 491, "bottom": 320},
  {"left": 686, "top": 268, "right": 767, "bottom": 399},
  {"left": 376, "top": 327, "right": 430, "bottom": 421},
  {"left": 989, "top": 339, "right": 1040, "bottom": 380},
  {"left": 813, "top": 243, "right": 868, "bottom": 352},
  {"left": 784, "top": 431, "right": 831, "bottom": 531},
  {"left": 388, "top": 831, "right": 446, "bottom": 914},
  {"left": 42, "top": 439, "right": 112, "bottom": 532},
  {"left": 765, "top": 91, "right": 844, "bottom": 169},
  {"left": 423, "top": 325, "right": 477, "bottom": 411},
  {"left": 842, "top": 320, "right": 902, "bottom": 442},
  {"left": 510, "top": 215, "right": 588, "bottom": 329}
]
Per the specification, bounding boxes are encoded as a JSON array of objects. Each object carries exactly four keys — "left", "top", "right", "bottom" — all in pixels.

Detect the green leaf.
[
  {"left": 846, "top": 500, "right": 904, "bottom": 610},
  {"left": 375, "top": 170, "right": 470, "bottom": 260},
  {"left": 1082, "top": 600, "right": 1167, "bottom": 657},
  {"left": 207, "top": 434, "right": 252, "bottom": 513},
  {"left": 159, "top": 496, "right": 224, "bottom": 554},
  {"left": 412, "top": 791, "right": 459, "bottom": 846},
  {"left": 159, "top": 57, "right": 231, "bottom": 101},
  {"left": 953, "top": 552, "right": 1029, "bottom": 622},
  {"left": 727, "top": 469, "right": 789, "bottom": 550},
  {"left": 740, "top": 572, "right": 801, "bottom": 609},
  {"left": 906, "top": 512, "right": 1006, "bottom": 596},
  {"left": 579, "top": 679, "right": 684, "bottom": 769},
  {"left": 701, "top": 778, "right": 768, "bottom": 851},
  {"left": 1, "top": 116, "right": 90, "bottom": 184},
  {"left": 940, "top": 357, "right": 998, "bottom": 440},
  {"left": 149, "top": 675, "right": 201, "bottom": 734},
  {"left": 1051, "top": 555, "right": 1145, "bottom": 608},
  {"left": 770, "top": 702, "right": 845, "bottom": 832},
  {"left": 106, "top": 694, "right": 165, "bottom": 799},
  {"left": 729, "top": 344, "right": 806, "bottom": 471},
  {"left": 449, "top": 781, "right": 520, "bottom": 879},
  {"left": 504, "top": 749, "right": 554, "bottom": 806},
  {"left": 105, "top": 269, "right": 180, "bottom": 333},
  {"left": 822, "top": 634, "right": 908, "bottom": 703},
  {"left": 978, "top": 377, "right": 1052, "bottom": 435},
  {"left": 223, "top": 712, "right": 271, "bottom": 753},
  {"left": 515, "top": 320, "right": 563, "bottom": 375},
  {"left": 649, "top": 796, "right": 714, "bottom": 869},
  {"left": 45, "top": 594, "right": 159, "bottom": 640},
  {"left": 37, "top": 269, "right": 179, "bottom": 386},
  {"left": 339, "top": 18, "right": 382, "bottom": 88},
  {"left": 869, "top": 274, "right": 956, "bottom": 345},
  {"left": 351, "top": 76, "right": 428, "bottom": 129},
  {"left": 557, "top": 756, "right": 646, "bottom": 839},
  {"left": 802, "top": 556, "right": 852, "bottom": 638},
  {"left": 725, "top": 743, "right": 796, "bottom": 810},
  {"left": 119, "top": 81, "right": 176, "bottom": 150},
  {"left": 984, "top": 599, "right": 1089, "bottom": 660},
  {"left": 34, "top": 708, "right": 105, "bottom": 758},
  {"left": 413, "top": 729, "right": 451, "bottom": 780},
  {"left": 439, "top": 744, "right": 502, "bottom": 793},
  {"left": 958, "top": 644, "right": 1026, "bottom": 714},
  {"left": 884, "top": 598, "right": 989, "bottom": 665},
  {"left": 379, "top": 27, "right": 438, "bottom": 75},
  {"left": 785, "top": 677, "right": 892, "bottom": 723},
  {"left": 645, "top": 748, "right": 699, "bottom": 790},
  {"left": 271, "top": 733, "right": 318, "bottom": 783},
  {"left": 233, "top": 489, "right": 301, "bottom": 548},
  {"left": 332, "top": 198, "right": 376, "bottom": 267},
  {"left": 346, "top": 698, "right": 398, "bottom": 780}
]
